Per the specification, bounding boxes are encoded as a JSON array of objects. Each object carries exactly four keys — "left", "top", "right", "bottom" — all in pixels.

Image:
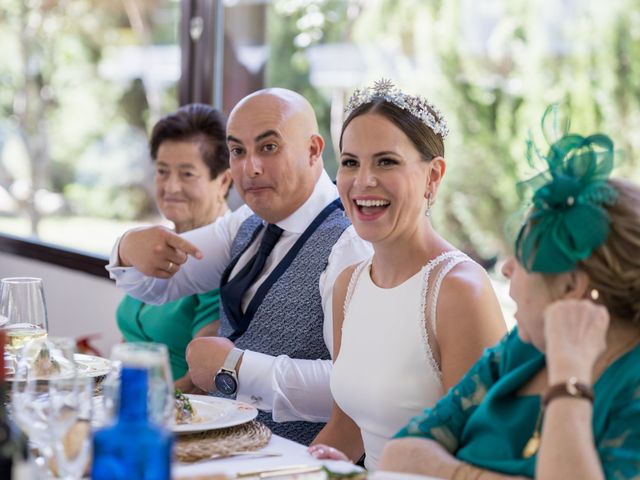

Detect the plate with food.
[
  {"left": 173, "top": 392, "right": 258, "bottom": 433},
  {"left": 74, "top": 354, "right": 112, "bottom": 378}
]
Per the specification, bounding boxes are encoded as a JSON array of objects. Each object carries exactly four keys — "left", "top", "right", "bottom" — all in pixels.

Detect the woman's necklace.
[
  {"left": 522, "top": 411, "right": 543, "bottom": 458},
  {"left": 521, "top": 329, "right": 640, "bottom": 459}
]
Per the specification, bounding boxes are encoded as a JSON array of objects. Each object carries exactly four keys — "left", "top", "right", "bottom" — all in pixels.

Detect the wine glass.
[
  {"left": 11, "top": 337, "right": 77, "bottom": 476},
  {"left": 101, "top": 342, "right": 174, "bottom": 427},
  {"left": 51, "top": 376, "right": 94, "bottom": 480},
  {"left": 0, "top": 277, "right": 49, "bottom": 366}
]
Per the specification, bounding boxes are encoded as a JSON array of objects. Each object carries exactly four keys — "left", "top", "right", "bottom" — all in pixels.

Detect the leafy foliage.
[
  {"left": 267, "top": 0, "right": 640, "bottom": 261},
  {"left": 0, "top": 0, "right": 177, "bottom": 232}
]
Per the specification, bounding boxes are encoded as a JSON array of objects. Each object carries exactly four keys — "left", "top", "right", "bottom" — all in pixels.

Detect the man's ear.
[
  {"left": 309, "top": 134, "right": 324, "bottom": 166},
  {"left": 560, "top": 270, "right": 591, "bottom": 299},
  {"left": 218, "top": 170, "right": 233, "bottom": 198}
]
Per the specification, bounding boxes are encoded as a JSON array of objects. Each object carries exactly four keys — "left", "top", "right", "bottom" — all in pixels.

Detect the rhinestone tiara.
[{"left": 344, "top": 79, "right": 449, "bottom": 139}]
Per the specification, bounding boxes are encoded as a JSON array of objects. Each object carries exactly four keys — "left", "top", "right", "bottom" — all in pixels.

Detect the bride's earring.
[{"left": 425, "top": 192, "right": 433, "bottom": 217}]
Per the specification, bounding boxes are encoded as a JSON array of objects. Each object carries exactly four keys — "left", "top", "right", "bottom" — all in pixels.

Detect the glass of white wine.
[{"left": 0, "top": 277, "right": 49, "bottom": 362}]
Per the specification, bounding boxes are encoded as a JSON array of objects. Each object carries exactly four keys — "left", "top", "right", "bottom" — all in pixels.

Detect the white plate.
[
  {"left": 173, "top": 394, "right": 258, "bottom": 434},
  {"left": 4, "top": 353, "right": 111, "bottom": 380},
  {"left": 74, "top": 353, "right": 111, "bottom": 378}
]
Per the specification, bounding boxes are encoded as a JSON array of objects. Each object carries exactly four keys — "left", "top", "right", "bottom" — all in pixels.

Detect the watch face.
[{"left": 214, "top": 372, "right": 237, "bottom": 395}]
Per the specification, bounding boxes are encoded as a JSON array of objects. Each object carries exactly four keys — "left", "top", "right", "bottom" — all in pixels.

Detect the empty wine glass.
[
  {"left": 51, "top": 376, "right": 94, "bottom": 480},
  {"left": 11, "top": 337, "right": 77, "bottom": 476},
  {"left": 0, "top": 277, "right": 49, "bottom": 367},
  {"left": 101, "top": 342, "right": 174, "bottom": 428}
]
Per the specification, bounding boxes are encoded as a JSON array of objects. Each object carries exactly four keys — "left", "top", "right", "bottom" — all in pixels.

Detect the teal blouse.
[
  {"left": 116, "top": 290, "right": 220, "bottom": 380},
  {"left": 396, "top": 328, "right": 640, "bottom": 479}
]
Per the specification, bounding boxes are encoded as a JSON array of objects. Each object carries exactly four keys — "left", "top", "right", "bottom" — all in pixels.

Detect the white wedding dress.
[{"left": 331, "top": 251, "right": 472, "bottom": 470}]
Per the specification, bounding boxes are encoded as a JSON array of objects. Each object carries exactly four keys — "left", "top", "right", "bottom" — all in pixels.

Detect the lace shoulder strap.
[
  {"left": 416, "top": 251, "right": 470, "bottom": 375},
  {"left": 425, "top": 251, "right": 475, "bottom": 337},
  {"left": 343, "top": 259, "right": 370, "bottom": 320}
]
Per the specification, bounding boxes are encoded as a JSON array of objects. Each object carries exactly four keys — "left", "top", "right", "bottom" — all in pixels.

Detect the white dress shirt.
[{"left": 107, "top": 171, "right": 372, "bottom": 422}]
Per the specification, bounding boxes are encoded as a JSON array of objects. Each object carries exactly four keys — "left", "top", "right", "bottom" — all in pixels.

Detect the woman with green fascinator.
[{"left": 378, "top": 107, "right": 640, "bottom": 479}]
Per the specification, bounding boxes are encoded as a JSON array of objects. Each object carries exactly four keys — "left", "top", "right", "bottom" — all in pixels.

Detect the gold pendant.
[{"left": 522, "top": 431, "right": 540, "bottom": 458}]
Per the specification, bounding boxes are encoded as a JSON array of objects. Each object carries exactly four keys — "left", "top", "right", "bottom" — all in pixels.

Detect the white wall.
[{"left": 0, "top": 252, "right": 123, "bottom": 357}]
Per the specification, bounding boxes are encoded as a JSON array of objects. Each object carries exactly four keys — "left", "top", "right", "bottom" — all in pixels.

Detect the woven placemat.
[{"left": 175, "top": 420, "right": 271, "bottom": 463}]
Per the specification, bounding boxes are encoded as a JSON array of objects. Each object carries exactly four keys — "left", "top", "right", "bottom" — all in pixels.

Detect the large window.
[
  {"left": 0, "top": 0, "right": 181, "bottom": 254},
  {"left": 1, "top": 0, "right": 639, "bottom": 265}
]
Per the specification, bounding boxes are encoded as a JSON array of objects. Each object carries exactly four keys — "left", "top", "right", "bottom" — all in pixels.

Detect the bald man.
[{"left": 107, "top": 88, "right": 372, "bottom": 444}]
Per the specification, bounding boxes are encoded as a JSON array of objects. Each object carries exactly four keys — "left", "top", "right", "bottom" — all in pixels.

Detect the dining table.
[
  {"left": 172, "top": 434, "right": 446, "bottom": 480},
  {"left": 173, "top": 433, "right": 361, "bottom": 479}
]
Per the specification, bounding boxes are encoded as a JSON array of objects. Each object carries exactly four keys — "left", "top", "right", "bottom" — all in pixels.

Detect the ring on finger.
[{"left": 167, "top": 260, "right": 175, "bottom": 272}]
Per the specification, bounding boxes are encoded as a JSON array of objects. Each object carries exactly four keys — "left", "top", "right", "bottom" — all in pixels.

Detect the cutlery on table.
[
  {"left": 235, "top": 464, "right": 323, "bottom": 478},
  {"left": 206, "top": 450, "right": 283, "bottom": 461}
]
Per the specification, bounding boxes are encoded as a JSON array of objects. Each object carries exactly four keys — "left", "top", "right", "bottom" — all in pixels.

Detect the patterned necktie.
[{"left": 220, "top": 223, "right": 284, "bottom": 335}]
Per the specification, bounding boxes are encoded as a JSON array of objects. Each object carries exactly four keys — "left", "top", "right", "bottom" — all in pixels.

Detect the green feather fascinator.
[{"left": 514, "top": 106, "right": 619, "bottom": 273}]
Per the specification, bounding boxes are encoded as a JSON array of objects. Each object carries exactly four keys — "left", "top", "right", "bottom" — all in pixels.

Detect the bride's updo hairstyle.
[{"left": 340, "top": 80, "right": 447, "bottom": 162}]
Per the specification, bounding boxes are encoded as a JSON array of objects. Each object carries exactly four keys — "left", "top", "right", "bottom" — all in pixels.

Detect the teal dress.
[
  {"left": 396, "top": 328, "right": 640, "bottom": 479},
  {"left": 116, "top": 290, "right": 220, "bottom": 380}
]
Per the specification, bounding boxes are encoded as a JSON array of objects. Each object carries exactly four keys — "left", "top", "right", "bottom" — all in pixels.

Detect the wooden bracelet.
[{"left": 543, "top": 376, "right": 594, "bottom": 407}]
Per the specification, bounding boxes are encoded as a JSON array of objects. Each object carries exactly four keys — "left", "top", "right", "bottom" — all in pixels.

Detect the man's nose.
[{"left": 244, "top": 153, "right": 263, "bottom": 177}]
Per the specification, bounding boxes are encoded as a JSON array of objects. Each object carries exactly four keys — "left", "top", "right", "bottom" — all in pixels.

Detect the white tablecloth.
[{"left": 173, "top": 434, "right": 358, "bottom": 478}]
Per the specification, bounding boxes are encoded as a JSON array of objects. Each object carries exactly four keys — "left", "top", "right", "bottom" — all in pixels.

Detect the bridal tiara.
[{"left": 345, "top": 79, "right": 449, "bottom": 139}]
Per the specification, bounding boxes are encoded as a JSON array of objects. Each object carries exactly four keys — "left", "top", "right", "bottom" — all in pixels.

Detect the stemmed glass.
[
  {"left": 51, "top": 376, "right": 94, "bottom": 479},
  {"left": 0, "top": 277, "right": 49, "bottom": 368},
  {"left": 11, "top": 337, "right": 77, "bottom": 476}
]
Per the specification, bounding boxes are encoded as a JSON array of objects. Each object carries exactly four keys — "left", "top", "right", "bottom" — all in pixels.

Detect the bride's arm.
[
  {"left": 309, "top": 265, "right": 364, "bottom": 462},
  {"left": 435, "top": 261, "right": 507, "bottom": 391}
]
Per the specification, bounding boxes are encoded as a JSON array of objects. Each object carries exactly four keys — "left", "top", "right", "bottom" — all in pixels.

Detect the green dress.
[
  {"left": 116, "top": 290, "right": 220, "bottom": 380},
  {"left": 395, "top": 328, "right": 640, "bottom": 479}
]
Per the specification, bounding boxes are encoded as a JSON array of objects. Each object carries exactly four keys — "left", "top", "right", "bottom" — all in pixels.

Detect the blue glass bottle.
[{"left": 92, "top": 367, "right": 173, "bottom": 480}]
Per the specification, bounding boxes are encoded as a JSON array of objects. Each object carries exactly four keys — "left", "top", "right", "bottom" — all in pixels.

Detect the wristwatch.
[{"left": 214, "top": 348, "right": 244, "bottom": 396}]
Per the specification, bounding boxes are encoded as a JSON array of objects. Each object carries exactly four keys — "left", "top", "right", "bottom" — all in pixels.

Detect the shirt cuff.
[
  {"left": 236, "top": 350, "right": 277, "bottom": 411},
  {"left": 106, "top": 235, "right": 127, "bottom": 273},
  {"left": 105, "top": 235, "right": 144, "bottom": 283}
]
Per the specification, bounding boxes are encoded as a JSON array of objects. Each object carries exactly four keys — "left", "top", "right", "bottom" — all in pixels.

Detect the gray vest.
[{"left": 219, "top": 201, "right": 349, "bottom": 445}]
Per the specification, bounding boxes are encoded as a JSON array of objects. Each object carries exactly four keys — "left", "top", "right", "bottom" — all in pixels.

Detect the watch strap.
[
  {"left": 222, "top": 347, "right": 244, "bottom": 372},
  {"left": 543, "top": 376, "right": 594, "bottom": 407}
]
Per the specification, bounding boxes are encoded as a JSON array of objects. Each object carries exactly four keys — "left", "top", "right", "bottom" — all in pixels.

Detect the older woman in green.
[
  {"left": 116, "top": 104, "right": 232, "bottom": 392},
  {"left": 378, "top": 110, "right": 640, "bottom": 479}
]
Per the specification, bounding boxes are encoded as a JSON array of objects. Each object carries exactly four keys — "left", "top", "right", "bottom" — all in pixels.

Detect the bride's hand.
[{"left": 307, "top": 443, "right": 351, "bottom": 462}]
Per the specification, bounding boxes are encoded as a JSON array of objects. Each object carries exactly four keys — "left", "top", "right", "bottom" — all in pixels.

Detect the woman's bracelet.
[
  {"left": 451, "top": 462, "right": 483, "bottom": 480},
  {"left": 542, "top": 376, "right": 594, "bottom": 407}
]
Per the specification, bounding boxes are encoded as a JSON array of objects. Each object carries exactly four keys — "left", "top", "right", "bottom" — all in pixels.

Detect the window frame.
[{"left": 0, "top": 0, "right": 224, "bottom": 277}]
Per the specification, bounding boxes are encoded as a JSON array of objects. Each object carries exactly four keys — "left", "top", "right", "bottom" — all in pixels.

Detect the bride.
[{"left": 309, "top": 81, "right": 507, "bottom": 470}]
